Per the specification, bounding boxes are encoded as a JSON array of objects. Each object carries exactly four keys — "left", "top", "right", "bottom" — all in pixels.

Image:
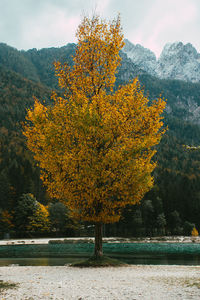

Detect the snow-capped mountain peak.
[
  {"left": 122, "top": 39, "right": 200, "bottom": 82},
  {"left": 123, "top": 39, "right": 157, "bottom": 76},
  {"left": 159, "top": 42, "right": 199, "bottom": 60}
]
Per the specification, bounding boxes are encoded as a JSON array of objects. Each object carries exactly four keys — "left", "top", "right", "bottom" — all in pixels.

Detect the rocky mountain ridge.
[
  {"left": 0, "top": 41, "right": 200, "bottom": 125},
  {"left": 123, "top": 39, "right": 200, "bottom": 83}
]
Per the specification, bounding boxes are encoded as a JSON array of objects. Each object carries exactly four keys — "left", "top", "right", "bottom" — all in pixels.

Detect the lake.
[
  {"left": 1, "top": 254, "right": 200, "bottom": 266},
  {"left": 0, "top": 242, "right": 200, "bottom": 266}
]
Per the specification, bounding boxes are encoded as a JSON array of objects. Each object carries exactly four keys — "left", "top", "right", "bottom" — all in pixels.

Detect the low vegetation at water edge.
[{"left": 0, "top": 280, "right": 19, "bottom": 291}]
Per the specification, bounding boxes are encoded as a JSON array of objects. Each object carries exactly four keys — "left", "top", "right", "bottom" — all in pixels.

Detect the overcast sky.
[{"left": 0, "top": 0, "right": 199, "bottom": 57}]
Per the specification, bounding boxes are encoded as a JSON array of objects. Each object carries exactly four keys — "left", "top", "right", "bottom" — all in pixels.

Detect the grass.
[
  {"left": 183, "top": 279, "right": 200, "bottom": 289},
  {"left": 71, "top": 255, "right": 127, "bottom": 267},
  {"left": 158, "top": 277, "right": 200, "bottom": 290},
  {"left": 0, "top": 280, "right": 19, "bottom": 291}
]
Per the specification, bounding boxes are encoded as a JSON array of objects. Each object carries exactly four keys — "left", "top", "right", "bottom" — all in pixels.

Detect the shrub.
[{"left": 191, "top": 227, "right": 199, "bottom": 237}]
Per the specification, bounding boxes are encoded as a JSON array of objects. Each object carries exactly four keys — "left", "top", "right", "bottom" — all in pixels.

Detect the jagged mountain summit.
[
  {"left": 123, "top": 39, "right": 157, "bottom": 76},
  {"left": 122, "top": 39, "right": 200, "bottom": 83},
  {"left": 157, "top": 42, "right": 200, "bottom": 82}
]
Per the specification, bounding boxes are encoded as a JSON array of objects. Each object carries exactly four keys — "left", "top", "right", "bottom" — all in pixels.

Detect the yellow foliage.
[
  {"left": 1, "top": 210, "right": 14, "bottom": 229},
  {"left": 23, "top": 15, "right": 166, "bottom": 224},
  {"left": 191, "top": 227, "right": 199, "bottom": 236},
  {"left": 28, "top": 202, "right": 50, "bottom": 232}
]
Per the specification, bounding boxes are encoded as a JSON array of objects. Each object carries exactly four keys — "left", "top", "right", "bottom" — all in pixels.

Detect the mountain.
[
  {"left": 139, "top": 74, "right": 200, "bottom": 126},
  {"left": 0, "top": 43, "right": 40, "bottom": 82},
  {"left": 123, "top": 39, "right": 157, "bottom": 76},
  {"left": 0, "top": 65, "right": 51, "bottom": 209},
  {"left": 24, "top": 43, "right": 76, "bottom": 88},
  {"left": 123, "top": 40, "right": 200, "bottom": 83},
  {"left": 0, "top": 42, "right": 76, "bottom": 88},
  {"left": 1, "top": 42, "right": 200, "bottom": 234},
  {"left": 1, "top": 41, "right": 200, "bottom": 152},
  {"left": 0, "top": 64, "right": 51, "bottom": 130},
  {"left": 157, "top": 42, "right": 200, "bottom": 82}
]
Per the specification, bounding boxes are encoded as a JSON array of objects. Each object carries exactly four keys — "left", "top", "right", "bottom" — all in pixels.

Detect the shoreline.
[
  {"left": 1, "top": 265, "right": 200, "bottom": 299},
  {"left": 1, "top": 236, "right": 200, "bottom": 246}
]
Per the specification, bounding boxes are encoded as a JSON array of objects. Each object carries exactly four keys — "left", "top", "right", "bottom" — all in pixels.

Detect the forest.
[{"left": 0, "top": 42, "right": 200, "bottom": 238}]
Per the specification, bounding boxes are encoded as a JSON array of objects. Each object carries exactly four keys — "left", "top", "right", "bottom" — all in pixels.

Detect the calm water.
[{"left": 1, "top": 254, "right": 200, "bottom": 266}]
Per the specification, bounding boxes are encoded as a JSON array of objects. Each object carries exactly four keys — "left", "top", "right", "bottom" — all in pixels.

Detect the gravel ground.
[{"left": 1, "top": 265, "right": 200, "bottom": 299}]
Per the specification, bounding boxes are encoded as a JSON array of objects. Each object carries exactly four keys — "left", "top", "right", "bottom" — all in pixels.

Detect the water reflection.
[
  {"left": 0, "top": 257, "right": 82, "bottom": 266},
  {"left": 0, "top": 254, "right": 200, "bottom": 266},
  {"left": 121, "top": 254, "right": 200, "bottom": 265}
]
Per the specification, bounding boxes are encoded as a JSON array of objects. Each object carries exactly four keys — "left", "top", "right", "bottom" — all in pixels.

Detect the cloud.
[
  {"left": 0, "top": 0, "right": 112, "bottom": 50},
  {"left": 20, "top": 5, "right": 80, "bottom": 49},
  {"left": 0, "top": 0, "right": 199, "bottom": 55},
  {"left": 126, "top": 0, "right": 198, "bottom": 57}
]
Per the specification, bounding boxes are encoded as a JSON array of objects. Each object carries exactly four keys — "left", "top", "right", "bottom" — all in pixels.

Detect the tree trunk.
[{"left": 94, "top": 223, "right": 103, "bottom": 258}]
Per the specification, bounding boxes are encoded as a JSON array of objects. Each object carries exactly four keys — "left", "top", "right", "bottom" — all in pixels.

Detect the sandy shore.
[{"left": 1, "top": 265, "right": 200, "bottom": 299}]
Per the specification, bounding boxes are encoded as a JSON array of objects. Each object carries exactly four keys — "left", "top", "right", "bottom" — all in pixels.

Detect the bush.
[
  {"left": 184, "top": 221, "right": 195, "bottom": 236},
  {"left": 191, "top": 227, "right": 199, "bottom": 237}
]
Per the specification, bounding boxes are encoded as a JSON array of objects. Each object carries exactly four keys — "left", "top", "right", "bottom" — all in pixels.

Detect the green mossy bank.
[{"left": 1, "top": 241, "right": 200, "bottom": 258}]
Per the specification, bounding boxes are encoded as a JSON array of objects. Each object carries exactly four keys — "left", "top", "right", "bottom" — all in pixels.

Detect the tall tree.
[
  {"left": 14, "top": 193, "right": 37, "bottom": 233},
  {"left": 24, "top": 15, "right": 166, "bottom": 258}
]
